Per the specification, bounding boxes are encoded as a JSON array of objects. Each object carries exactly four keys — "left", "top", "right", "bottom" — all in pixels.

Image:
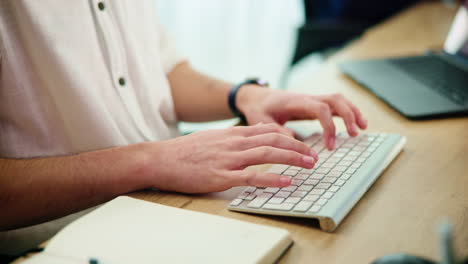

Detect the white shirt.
[
  {"left": 0, "top": 0, "right": 184, "bottom": 254},
  {"left": 0, "top": 0, "right": 183, "bottom": 159}
]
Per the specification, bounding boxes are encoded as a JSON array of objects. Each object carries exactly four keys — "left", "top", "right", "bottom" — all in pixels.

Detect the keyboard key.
[
  {"left": 268, "top": 197, "right": 285, "bottom": 204},
  {"left": 285, "top": 197, "right": 301, "bottom": 204},
  {"left": 337, "top": 147, "right": 350, "bottom": 152},
  {"left": 315, "top": 198, "right": 328, "bottom": 206},
  {"left": 342, "top": 155, "right": 356, "bottom": 161},
  {"left": 300, "top": 169, "right": 314, "bottom": 174},
  {"left": 316, "top": 168, "right": 331, "bottom": 174},
  {"left": 338, "top": 160, "right": 352, "bottom": 166},
  {"left": 282, "top": 186, "right": 297, "bottom": 192},
  {"left": 289, "top": 166, "right": 302, "bottom": 170},
  {"left": 295, "top": 173, "right": 309, "bottom": 180},
  {"left": 309, "top": 189, "right": 325, "bottom": 195},
  {"left": 321, "top": 177, "right": 337, "bottom": 184},
  {"left": 238, "top": 191, "right": 250, "bottom": 199},
  {"left": 291, "top": 191, "right": 308, "bottom": 197},
  {"left": 283, "top": 169, "right": 299, "bottom": 176},
  {"left": 244, "top": 187, "right": 256, "bottom": 193},
  {"left": 311, "top": 144, "right": 324, "bottom": 152},
  {"left": 268, "top": 164, "right": 289, "bottom": 174},
  {"left": 361, "top": 152, "right": 372, "bottom": 158},
  {"left": 327, "top": 157, "right": 341, "bottom": 163},
  {"left": 303, "top": 194, "right": 320, "bottom": 202},
  {"left": 274, "top": 191, "right": 291, "bottom": 198},
  {"left": 263, "top": 203, "right": 294, "bottom": 211},
  {"left": 291, "top": 179, "right": 303, "bottom": 186},
  {"left": 298, "top": 185, "right": 313, "bottom": 191},
  {"left": 316, "top": 183, "right": 331, "bottom": 189},
  {"left": 245, "top": 194, "right": 256, "bottom": 200},
  {"left": 331, "top": 166, "right": 347, "bottom": 172},
  {"left": 264, "top": 187, "right": 280, "bottom": 193},
  {"left": 293, "top": 201, "right": 313, "bottom": 212},
  {"left": 334, "top": 179, "right": 346, "bottom": 186},
  {"left": 304, "top": 179, "right": 319, "bottom": 185},
  {"left": 322, "top": 191, "right": 334, "bottom": 199},
  {"left": 326, "top": 171, "right": 342, "bottom": 177},
  {"left": 375, "top": 137, "right": 385, "bottom": 143},
  {"left": 341, "top": 173, "right": 352, "bottom": 180},
  {"left": 254, "top": 189, "right": 265, "bottom": 195},
  {"left": 356, "top": 157, "right": 366, "bottom": 163},
  {"left": 247, "top": 193, "right": 273, "bottom": 208},
  {"left": 332, "top": 153, "right": 345, "bottom": 158},
  {"left": 321, "top": 162, "right": 336, "bottom": 168},
  {"left": 230, "top": 199, "right": 243, "bottom": 206},
  {"left": 310, "top": 173, "right": 325, "bottom": 180},
  {"left": 308, "top": 205, "right": 322, "bottom": 213},
  {"left": 329, "top": 186, "right": 340, "bottom": 192}
]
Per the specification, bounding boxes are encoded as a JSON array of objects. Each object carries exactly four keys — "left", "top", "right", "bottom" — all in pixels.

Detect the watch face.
[
  {"left": 246, "top": 78, "right": 269, "bottom": 87},
  {"left": 257, "top": 79, "right": 269, "bottom": 86}
]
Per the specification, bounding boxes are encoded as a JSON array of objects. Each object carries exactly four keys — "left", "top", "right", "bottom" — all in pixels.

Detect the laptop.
[{"left": 339, "top": 2, "right": 468, "bottom": 120}]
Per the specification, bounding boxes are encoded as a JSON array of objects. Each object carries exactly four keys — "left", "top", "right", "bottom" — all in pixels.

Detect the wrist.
[
  {"left": 116, "top": 142, "right": 155, "bottom": 191},
  {"left": 236, "top": 84, "right": 270, "bottom": 116}
]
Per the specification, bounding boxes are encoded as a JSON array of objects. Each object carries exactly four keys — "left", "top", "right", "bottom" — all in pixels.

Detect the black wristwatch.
[{"left": 228, "top": 78, "right": 269, "bottom": 122}]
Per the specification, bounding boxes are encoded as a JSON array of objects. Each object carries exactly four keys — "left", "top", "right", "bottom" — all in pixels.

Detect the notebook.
[{"left": 22, "top": 196, "right": 292, "bottom": 264}]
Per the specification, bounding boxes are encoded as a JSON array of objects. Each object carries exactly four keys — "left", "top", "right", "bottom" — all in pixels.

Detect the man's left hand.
[{"left": 236, "top": 85, "right": 368, "bottom": 150}]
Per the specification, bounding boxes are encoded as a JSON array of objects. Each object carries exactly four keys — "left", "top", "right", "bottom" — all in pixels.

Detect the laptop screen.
[{"left": 444, "top": 1, "right": 468, "bottom": 57}]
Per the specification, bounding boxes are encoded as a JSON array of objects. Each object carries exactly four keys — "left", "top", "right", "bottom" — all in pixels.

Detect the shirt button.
[
  {"left": 98, "top": 2, "right": 105, "bottom": 11},
  {"left": 118, "top": 77, "right": 126, "bottom": 86}
]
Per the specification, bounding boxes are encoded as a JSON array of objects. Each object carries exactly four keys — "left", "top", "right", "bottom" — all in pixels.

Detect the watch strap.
[{"left": 228, "top": 78, "right": 268, "bottom": 121}]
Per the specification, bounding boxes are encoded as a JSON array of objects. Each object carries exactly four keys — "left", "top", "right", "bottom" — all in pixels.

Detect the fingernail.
[
  {"left": 280, "top": 176, "right": 291, "bottom": 186},
  {"left": 328, "top": 136, "right": 335, "bottom": 150},
  {"left": 351, "top": 123, "right": 358, "bottom": 134},
  {"left": 361, "top": 118, "right": 368, "bottom": 128},
  {"left": 310, "top": 150, "right": 319, "bottom": 160},
  {"left": 303, "top": 156, "right": 315, "bottom": 165}
]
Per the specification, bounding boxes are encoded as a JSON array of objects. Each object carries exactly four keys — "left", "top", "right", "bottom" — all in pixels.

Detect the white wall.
[{"left": 155, "top": 0, "right": 304, "bottom": 89}]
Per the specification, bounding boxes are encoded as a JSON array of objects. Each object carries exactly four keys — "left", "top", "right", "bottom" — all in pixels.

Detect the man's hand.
[
  {"left": 237, "top": 86, "right": 368, "bottom": 150},
  {"left": 142, "top": 123, "right": 318, "bottom": 193}
]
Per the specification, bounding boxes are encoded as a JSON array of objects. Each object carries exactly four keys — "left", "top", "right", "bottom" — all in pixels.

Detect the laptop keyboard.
[{"left": 390, "top": 56, "right": 468, "bottom": 104}]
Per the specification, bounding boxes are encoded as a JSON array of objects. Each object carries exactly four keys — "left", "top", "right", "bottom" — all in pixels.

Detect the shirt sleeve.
[{"left": 155, "top": 21, "right": 186, "bottom": 74}]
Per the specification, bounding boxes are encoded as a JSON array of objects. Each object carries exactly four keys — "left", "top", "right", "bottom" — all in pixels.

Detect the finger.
[
  {"left": 229, "top": 170, "right": 292, "bottom": 188},
  {"left": 253, "top": 117, "right": 295, "bottom": 138},
  {"left": 232, "top": 123, "right": 288, "bottom": 137},
  {"left": 237, "top": 146, "right": 316, "bottom": 169},
  {"left": 345, "top": 99, "right": 368, "bottom": 130},
  {"left": 241, "top": 133, "right": 318, "bottom": 160},
  {"left": 306, "top": 101, "right": 336, "bottom": 150},
  {"left": 270, "top": 123, "right": 295, "bottom": 138},
  {"left": 325, "top": 96, "right": 359, "bottom": 137}
]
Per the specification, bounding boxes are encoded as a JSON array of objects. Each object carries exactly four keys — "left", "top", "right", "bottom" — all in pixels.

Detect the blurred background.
[
  {"left": 156, "top": 0, "right": 305, "bottom": 90},
  {"left": 154, "top": 0, "right": 421, "bottom": 132}
]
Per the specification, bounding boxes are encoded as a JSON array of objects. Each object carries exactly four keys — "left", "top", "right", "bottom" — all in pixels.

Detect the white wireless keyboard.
[{"left": 228, "top": 132, "right": 406, "bottom": 232}]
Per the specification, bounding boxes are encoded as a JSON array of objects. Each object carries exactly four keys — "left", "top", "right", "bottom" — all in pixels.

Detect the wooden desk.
[{"left": 15, "top": 2, "right": 467, "bottom": 264}]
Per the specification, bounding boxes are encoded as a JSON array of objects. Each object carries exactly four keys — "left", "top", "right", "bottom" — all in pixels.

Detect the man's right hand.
[{"left": 141, "top": 123, "right": 318, "bottom": 193}]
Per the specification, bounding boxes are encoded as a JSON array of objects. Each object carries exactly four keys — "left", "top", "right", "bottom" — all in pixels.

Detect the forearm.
[
  {"left": 0, "top": 144, "right": 150, "bottom": 231},
  {"left": 167, "top": 62, "right": 233, "bottom": 122}
]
